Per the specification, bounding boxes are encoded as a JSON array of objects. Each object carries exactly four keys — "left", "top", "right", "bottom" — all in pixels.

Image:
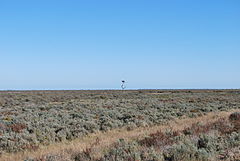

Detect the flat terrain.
[{"left": 0, "top": 90, "right": 239, "bottom": 161}]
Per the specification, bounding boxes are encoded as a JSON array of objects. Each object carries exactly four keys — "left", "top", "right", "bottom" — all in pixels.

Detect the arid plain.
[{"left": 0, "top": 90, "right": 239, "bottom": 161}]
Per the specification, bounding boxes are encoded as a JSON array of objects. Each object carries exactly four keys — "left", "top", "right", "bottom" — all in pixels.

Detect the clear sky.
[{"left": 0, "top": 0, "right": 239, "bottom": 90}]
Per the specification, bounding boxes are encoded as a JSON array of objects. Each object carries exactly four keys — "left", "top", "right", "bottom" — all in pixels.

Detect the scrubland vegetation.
[
  {"left": 93, "top": 112, "right": 240, "bottom": 161},
  {"left": 0, "top": 90, "right": 239, "bottom": 161}
]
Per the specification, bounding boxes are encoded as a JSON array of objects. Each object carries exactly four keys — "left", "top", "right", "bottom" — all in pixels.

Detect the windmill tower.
[{"left": 121, "top": 80, "right": 126, "bottom": 90}]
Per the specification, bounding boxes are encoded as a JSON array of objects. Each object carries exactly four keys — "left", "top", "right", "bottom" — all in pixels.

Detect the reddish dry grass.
[
  {"left": 8, "top": 123, "right": 27, "bottom": 133},
  {"left": 139, "top": 130, "right": 180, "bottom": 148},
  {"left": 139, "top": 115, "right": 238, "bottom": 150},
  {"left": 182, "top": 117, "right": 234, "bottom": 136},
  {"left": 20, "top": 144, "right": 39, "bottom": 151},
  {"left": 229, "top": 112, "right": 240, "bottom": 130},
  {"left": 0, "top": 111, "right": 15, "bottom": 115}
]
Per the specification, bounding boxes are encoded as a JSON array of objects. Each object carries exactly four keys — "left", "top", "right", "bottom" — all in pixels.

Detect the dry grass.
[{"left": 1, "top": 109, "right": 239, "bottom": 161}]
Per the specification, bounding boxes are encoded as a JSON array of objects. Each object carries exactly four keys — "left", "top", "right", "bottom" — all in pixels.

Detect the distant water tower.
[{"left": 121, "top": 80, "right": 126, "bottom": 90}]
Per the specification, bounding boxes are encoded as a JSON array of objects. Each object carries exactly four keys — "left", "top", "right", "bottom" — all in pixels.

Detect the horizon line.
[{"left": 0, "top": 88, "right": 239, "bottom": 91}]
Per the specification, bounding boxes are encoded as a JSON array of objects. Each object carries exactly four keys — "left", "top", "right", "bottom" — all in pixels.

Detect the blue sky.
[{"left": 0, "top": 0, "right": 239, "bottom": 90}]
